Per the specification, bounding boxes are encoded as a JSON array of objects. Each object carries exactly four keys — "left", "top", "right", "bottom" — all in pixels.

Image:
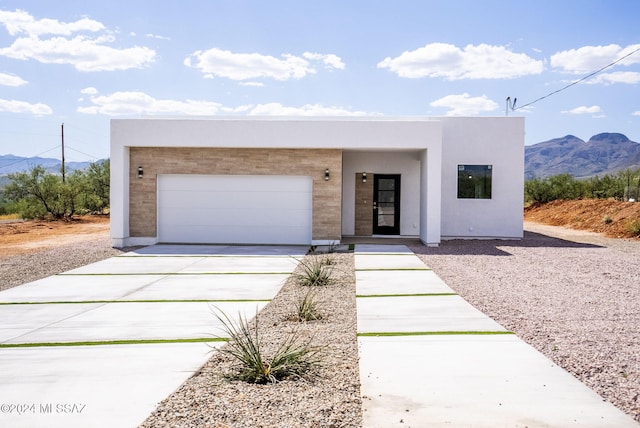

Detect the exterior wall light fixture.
[
  {"left": 362, "top": 172, "right": 367, "bottom": 183},
  {"left": 324, "top": 168, "right": 330, "bottom": 181},
  {"left": 138, "top": 166, "right": 143, "bottom": 179}
]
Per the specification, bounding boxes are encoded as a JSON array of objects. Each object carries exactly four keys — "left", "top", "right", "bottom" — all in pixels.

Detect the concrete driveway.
[{"left": 0, "top": 245, "right": 306, "bottom": 428}]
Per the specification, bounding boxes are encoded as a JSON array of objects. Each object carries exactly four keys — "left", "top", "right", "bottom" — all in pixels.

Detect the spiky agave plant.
[
  {"left": 213, "top": 308, "right": 322, "bottom": 384},
  {"left": 293, "top": 255, "right": 334, "bottom": 287},
  {"left": 296, "top": 288, "right": 323, "bottom": 322}
]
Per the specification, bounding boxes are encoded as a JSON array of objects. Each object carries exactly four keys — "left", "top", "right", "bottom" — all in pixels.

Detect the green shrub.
[
  {"left": 214, "top": 309, "right": 322, "bottom": 384},
  {"left": 626, "top": 219, "right": 640, "bottom": 237},
  {"left": 602, "top": 215, "right": 613, "bottom": 225}
]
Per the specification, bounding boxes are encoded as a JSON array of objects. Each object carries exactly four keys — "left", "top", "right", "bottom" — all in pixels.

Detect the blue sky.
[{"left": 0, "top": 0, "right": 639, "bottom": 162}]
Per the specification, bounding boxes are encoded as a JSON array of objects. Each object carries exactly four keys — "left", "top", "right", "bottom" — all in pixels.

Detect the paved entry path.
[
  {"left": 0, "top": 245, "right": 306, "bottom": 428},
  {"left": 355, "top": 244, "right": 638, "bottom": 428}
]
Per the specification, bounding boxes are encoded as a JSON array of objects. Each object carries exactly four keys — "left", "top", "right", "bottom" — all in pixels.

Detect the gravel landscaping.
[
  {"left": 1, "top": 224, "right": 638, "bottom": 424},
  {"left": 141, "top": 252, "right": 362, "bottom": 428}
]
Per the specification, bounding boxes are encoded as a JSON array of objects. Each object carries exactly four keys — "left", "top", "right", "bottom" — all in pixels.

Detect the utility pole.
[{"left": 61, "top": 123, "right": 65, "bottom": 183}]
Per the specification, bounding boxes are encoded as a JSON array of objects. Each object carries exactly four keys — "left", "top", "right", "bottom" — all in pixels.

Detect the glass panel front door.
[{"left": 373, "top": 174, "right": 400, "bottom": 235}]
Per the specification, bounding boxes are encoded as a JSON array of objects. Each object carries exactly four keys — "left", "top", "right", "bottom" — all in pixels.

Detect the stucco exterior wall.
[
  {"left": 438, "top": 117, "right": 525, "bottom": 239},
  {"left": 128, "top": 147, "right": 342, "bottom": 241}
]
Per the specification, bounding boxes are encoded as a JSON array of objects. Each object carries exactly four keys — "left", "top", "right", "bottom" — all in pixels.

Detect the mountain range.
[
  {"left": 525, "top": 133, "right": 640, "bottom": 179},
  {"left": 1, "top": 133, "right": 639, "bottom": 180},
  {"left": 0, "top": 155, "right": 95, "bottom": 175}
]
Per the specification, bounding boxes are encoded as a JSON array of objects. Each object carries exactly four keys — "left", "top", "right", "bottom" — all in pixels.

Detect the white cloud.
[
  {"left": 377, "top": 43, "right": 544, "bottom": 80},
  {"left": 239, "top": 81, "right": 265, "bottom": 87},
  {"left": 302, "top": 52, "right": 345, "bottom": 70},
  {"left": 248, "top": 102, "right": 371, "bottom": 116},
  {"left": 77, "top": 90, "right": 374, "bottom": 117},
  {"left": 429, "top": 93, "right": 499, "bottom": 116},
  {"left": 632, "top": 111, "right": 640, "bottom": 117},
  {"left": 80, "top": 87, "right": 98, "bottom": 95},
  {"left": 0, "top": 72, "right": 27, "bottom": 86},
  {"left": 184, "top": 48, "right": 344, "bottom": 81},
  {"left": 184, "top": 48, "right": 313, "bottom": 80},
  {"left": 146, "top": 33, "right": 170, "bottom": 41},
  {"left": 0, "top": 9, "right": 104, "bottom": 36},
  {"left": 550, "top": 44, "right": 640, "bottom": 74},
  {"left": 0, "top": 9, "right": 156, "bottom": 71},
  {"left": 0, "top": 98, "right": 52, "bottom": 115},
  {"left": 78, "top": 91, "right": 225, "bottom": 116},
  {"left": 561, "top": 105, "right": 602, "bottom": 115},
  {"left": 586, "top": 71, "right": 640, "bottom": 85}
]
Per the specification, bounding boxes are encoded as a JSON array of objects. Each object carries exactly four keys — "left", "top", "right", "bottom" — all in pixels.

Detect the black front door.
[{"left": 373, "top": 174, "right": 400, "bottom": 235}]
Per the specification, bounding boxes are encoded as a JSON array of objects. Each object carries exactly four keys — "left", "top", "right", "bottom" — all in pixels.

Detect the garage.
[{"left": 157, "top": 174, "right": 313, "bottom": 244}]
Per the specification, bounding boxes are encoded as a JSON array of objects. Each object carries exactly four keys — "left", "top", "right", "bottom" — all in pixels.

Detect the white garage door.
[{"left": 157, "top": 175, "right": 313, "bottom": 244}]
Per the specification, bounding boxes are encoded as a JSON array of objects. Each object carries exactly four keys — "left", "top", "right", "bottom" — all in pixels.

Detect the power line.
[
  {"left": 510, "top": 45, "right": 640, "bottom": 112},
  {"left": 0, "top": 145, "right": 61, "bottom": 169},
  {"left": 65, "top": 145, "right": 102, "bottom": 161}
]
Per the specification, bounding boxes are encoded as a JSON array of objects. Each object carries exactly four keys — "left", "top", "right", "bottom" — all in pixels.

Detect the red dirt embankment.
[
  {"left": 525, "top": 199, "right": 640, "bottom": 239},
  {"left": 0, "top": 215, "right": 110, "bottom": 257}
]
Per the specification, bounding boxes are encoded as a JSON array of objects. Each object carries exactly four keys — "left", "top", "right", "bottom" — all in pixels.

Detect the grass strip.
[
  {"left": 356, "top": 293, "right": 457, "bottom": 298},
  {"left": 58, "top": 272, "right": 293, "bottom": 276},
  {"left": 116, "top": 255, "right": 305, "bottom": 259},
  {"left": 0, "top": 299, "right": 271, "bottom": 305},
  {"left": 0, "top": 337, "right": 228, "bottom": 348},
  {"left": 357, "top": 331, "right": 514, "bottom": 337},
  {"left": 355, "top": 268, "right": 431, "bottom": 272}
]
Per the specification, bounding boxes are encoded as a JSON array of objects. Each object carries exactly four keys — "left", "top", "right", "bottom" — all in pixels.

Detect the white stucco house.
[{"left": 110, "top": 116, "right": 524, "bottom": 247}]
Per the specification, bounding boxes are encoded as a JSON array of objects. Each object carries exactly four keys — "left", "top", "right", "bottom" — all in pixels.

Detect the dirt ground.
[
  {"left": 0, "top": 215, "right": 110, "bottom": 257},
  {"left": 525, "top": 199, "right": 640, "bottom": 239}
]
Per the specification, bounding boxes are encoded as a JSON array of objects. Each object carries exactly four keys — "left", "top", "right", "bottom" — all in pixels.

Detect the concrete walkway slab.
[
  {"left": 0, "top": 245, "right": 302, "bottom": 427},
  {"left": 126, "top": 273, "right": 289, "bottom": 301},
  {"left": 0, "top": 342, "right": 217, "bottom": 428},
  {"left": 180, "top": 256, "right": 299, "bottom": 274},
  {"left": 354, "top": 244, "right": 414, "bottom": 254},
  {"left": 355, "top": 244, "right": 639, "bottom": 427},
  {"left": 0, "top": 303, "right": 104, "bottom": 342},
  {"left": 61, "top": 257, "right": 204, "bottom": 275},
  {"left": 357, "top": 295, "right": 507, "bottom": 333},
  {"left": 359, "top": 335, "right": 638, "bottom": 427},
  {"left": 0, "top": 275, "right": 164, "bottom": 302},
  {"left": 4, "top": 301, "right": 267, "bottom": 344},
  {"left": 355, "top": 254, "right": 430, "bottom": 270},
  {"left": 356, "top": 270, "right": 454, "bottom": 296}
]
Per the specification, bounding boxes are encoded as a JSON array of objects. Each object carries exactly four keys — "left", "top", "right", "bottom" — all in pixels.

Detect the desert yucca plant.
[
  {"left": 296, "top": 289, "right": 323, "bottom": 322},
  {"left": 293, "top": 255, "right": 334, "bottom": 287},
  {"left": 213, "top": 309, "right": 322, "bottom": 384}
]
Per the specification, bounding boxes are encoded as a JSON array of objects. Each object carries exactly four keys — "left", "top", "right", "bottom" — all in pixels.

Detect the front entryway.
[{"left": 373, "top": 174, "right": 401, "bottom": 235}]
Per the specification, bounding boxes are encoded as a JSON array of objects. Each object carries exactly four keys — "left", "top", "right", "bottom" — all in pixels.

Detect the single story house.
[{"left": 110, "top": 117, "right": 524, "bottom": 247}]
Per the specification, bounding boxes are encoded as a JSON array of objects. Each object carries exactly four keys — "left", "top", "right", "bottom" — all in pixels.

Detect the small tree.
[
  {"left": 77, "top": 160, "right": 110, "bottom": 214},
  {"left": 5, "top": 166, "right": 83, "bottom": 220}
]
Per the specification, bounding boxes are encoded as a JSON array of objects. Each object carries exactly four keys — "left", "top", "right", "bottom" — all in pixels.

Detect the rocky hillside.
[{"left": 525, "top": 133, "right": 640, "bottom": 179}]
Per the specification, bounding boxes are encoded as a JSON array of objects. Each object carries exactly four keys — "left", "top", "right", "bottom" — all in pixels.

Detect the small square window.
[{"left": 458, "top": 165, "right": 492, "bottom": 199}]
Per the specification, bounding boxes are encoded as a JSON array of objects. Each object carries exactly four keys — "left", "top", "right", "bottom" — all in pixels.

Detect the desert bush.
[
  {"left": 602, "top": 215, "right": 613, "bottom": 225},
  {"left": 214, "top": 309, "right": 322, "bottom": 384},
  {"left": 293, "top": 255, "right": 334, "bottom": 287},
  {"left": 295, "top": 289, "right": 323, "bottom": 322},
  {"left": 626, "top": 219, "right": 640, "bottom": 237},
  {"left": 525, "top": 174, "right": 587, "bottom": 203}
]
